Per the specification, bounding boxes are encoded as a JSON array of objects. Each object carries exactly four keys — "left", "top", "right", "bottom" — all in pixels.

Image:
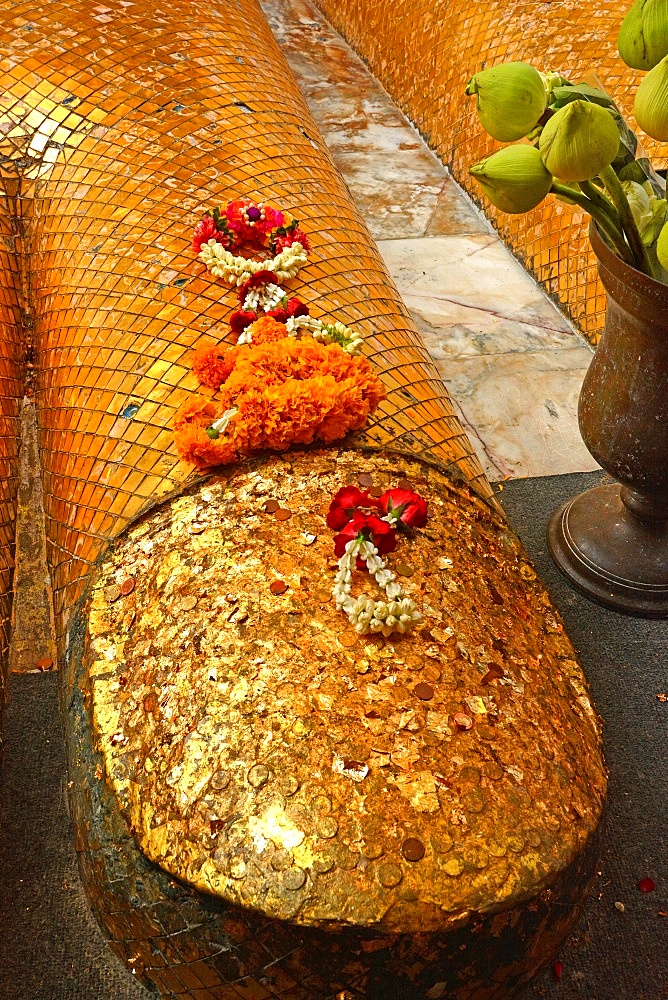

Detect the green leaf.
[
  {"left": 549, "top": 84, "right": 615, "bottom": 110},
  {"left": 619, "top": 158, "right": 654, "bottom": 184}
]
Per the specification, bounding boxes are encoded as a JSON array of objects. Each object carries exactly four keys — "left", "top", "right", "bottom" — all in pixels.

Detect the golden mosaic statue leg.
[
  {"left": 312, "top": 0, "right": 666, "bottom": 345},
  {"left": 0, "top": 0, "right": 489, "bottom": 649},
  {"left": 0, "top": 1, "right": 606, "bottom": 996}
]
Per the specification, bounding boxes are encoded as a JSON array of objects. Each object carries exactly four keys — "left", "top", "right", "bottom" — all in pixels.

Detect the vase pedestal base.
[{"left": 548, "top": 483, "right": 668, "bottom": 618}]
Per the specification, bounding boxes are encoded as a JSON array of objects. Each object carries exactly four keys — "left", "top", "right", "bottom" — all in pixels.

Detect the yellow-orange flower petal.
[
  {"left": 247, "top": 315, "right": 289, "bottom": 345},
  {"left": 191, "top": 341, "right": 240, "bottom": 389},
  {"left": 173, "top": 396, "right": 218, "bottom": 432},
  {"left": 173, "top": 425, "right": 238, "bottom": 470}
]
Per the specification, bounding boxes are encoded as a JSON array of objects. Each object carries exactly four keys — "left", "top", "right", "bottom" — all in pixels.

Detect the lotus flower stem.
[
  {"left": 579, "top": 180, "right": 621, "bottom": 229},
  {"left": 599, "top": 164, "right": 655, "bottom": 277},
  {"left": 550, "top": 182, "right": 636, "bottom": 266}
]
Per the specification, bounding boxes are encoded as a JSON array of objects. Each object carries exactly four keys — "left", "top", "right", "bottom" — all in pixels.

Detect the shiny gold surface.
[
  {"left": 313, "top": 0, "right": 668, "bottom": 344},
  {"left": 1, "top": 1, "right": 606, "bottom": 988},
  {"left": 84, "top": 448, "right": 606, "bottom": 929},
  {"left": 0, "top": 0, "right": 490, "bottom": 654}
]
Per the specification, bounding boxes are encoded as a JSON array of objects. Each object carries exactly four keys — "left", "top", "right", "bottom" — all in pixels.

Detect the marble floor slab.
[
  {"left": 262, "top": 0, "right": 489, "bottom": 241},
  {"left": 262, "top": 0, "right": 600, "bottom": 482},
  {"left": 377, "top": 235, "right": 580, "bottom": 355},
  {"left": 376, "top": 236, "right": 599, "bottom": 480},
  {"left": 440, "top": 349, "right": 599, "bottom": 481}
]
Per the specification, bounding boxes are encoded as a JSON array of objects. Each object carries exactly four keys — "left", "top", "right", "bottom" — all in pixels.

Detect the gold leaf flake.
[{"left": 391, "top": 771, "right": 440, "bottom": 813}]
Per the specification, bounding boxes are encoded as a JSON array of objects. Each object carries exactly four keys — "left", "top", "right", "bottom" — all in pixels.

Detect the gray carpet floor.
[
  {"left": 0, "top": 471, "right": 666, "bottom": 1000},
  {"left": 0, "top": 670, "right": 147, "bottom": 1000}
]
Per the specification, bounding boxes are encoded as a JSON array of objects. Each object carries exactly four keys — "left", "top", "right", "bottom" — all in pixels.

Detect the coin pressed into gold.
[
  {"left": 402, "top": 837, "right": 426, "bottom": 862},
  {"left": 413, "top": 682, "right": 434, "bottom": 701}
]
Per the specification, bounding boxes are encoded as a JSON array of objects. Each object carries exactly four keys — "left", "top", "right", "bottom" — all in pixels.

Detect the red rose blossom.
[
  {"left": 379, "top": 488, "right": 428, "bottom": 528},
  {"left": 326, "top": 485, "right": 379, "bottom": 530},
  {"left": 192, "top": 214, "right": 219, "bottom": 254},
  {"left": 230, "top": 309, "right": 257, "bottom": 335},
  {"left": 237, "top": 269, "right": 276, "bottom": 305},
  {"left": 333, "top": 510, "right": 397, "bottom": 559},
  {"left": 287, "top": 297, "right": 309, "bottom": 318},
  {"left": 273, "top": 228, "right": 311, "bottom": 254},
  {"left": 266, "top": 307, "right": 289, "bottom": 324}
]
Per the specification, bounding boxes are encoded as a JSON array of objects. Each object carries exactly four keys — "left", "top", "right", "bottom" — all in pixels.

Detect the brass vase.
[{"left": 548, "top": 221, "right": 668, "bottom": 617}]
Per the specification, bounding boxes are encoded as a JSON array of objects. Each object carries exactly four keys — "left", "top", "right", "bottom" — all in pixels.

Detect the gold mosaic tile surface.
[
  {"left": 0, "top": 0, "right": 494, "bottom": 651},
  {"left": 83, "top": 449, "right": 606, "bottom": 927},
  {"left": 313, "top": 0, "right": 668, "bottom": 344}
]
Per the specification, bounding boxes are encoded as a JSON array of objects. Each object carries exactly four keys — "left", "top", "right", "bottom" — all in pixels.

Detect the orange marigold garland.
[
  {"left": 174, "top": 424, "right": 239, "bottom": 470},
  {"left": 173, "top": 336, "right": 385, "bottom": 469},
  {"left": 190, "top": 342, "right": 240, "bottom": 390},
  {"left": 173, "top": 396, "right": 218, "bottom": 431},
  {"left": 176, "top": 200, "right": 386, "bottom": 470},
  {"left": 221, "top": 337, "right": 381, "bottom": 400},
  {"left": 244, "top": 315, "right": 289, "bottom": 346},
  {"left": 173, "top": 398, "right": 239, "bottom": 470}
]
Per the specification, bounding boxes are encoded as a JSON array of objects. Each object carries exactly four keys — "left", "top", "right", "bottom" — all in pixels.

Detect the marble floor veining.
[
  {"left": 262, "top": 0, "right": 600, "bottom": 482},
  {"left": 377, "top": 236, "right": 599, "bottom": 480}
]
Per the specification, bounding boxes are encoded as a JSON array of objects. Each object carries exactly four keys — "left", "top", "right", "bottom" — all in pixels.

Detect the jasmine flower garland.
[
  {"left": 327, "top": 484, "right": 430, "bottom": 638},
  {"left": 198, "top": 240, "right": 307, "bottom": 286},
  {"left": 285, "top": 315, "right": 364, "bottom": 355},
  {"left": 239, "top": 281, "right": 285, "bottom": 317},
  {"left": 333, "top": 537, "right": 422, "bottom": 637},
  {"left": 192, "top": 200, "right": 367, "bottom": 352}
]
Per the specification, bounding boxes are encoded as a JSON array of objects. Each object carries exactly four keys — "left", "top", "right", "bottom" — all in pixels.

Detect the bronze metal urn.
[{"left": 548, "top": 221, "right": 668, "bottom": 616}]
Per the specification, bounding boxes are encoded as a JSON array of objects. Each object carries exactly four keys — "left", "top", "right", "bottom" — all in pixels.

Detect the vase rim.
[{"left": 589, "top": 220, "right": 668, "bottom": 314}]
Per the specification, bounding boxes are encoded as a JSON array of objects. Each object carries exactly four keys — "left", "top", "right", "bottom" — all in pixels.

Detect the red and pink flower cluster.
[
  {"left": 326, "top": 485, "right": 428, "bottom": 565},
  {"left": 192, "top": 199, "right": 310, "bottom": 256}
]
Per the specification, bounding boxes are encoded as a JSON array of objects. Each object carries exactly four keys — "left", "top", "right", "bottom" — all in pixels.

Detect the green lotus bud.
[
  {"left": 466, "top": 62, "right": 547, "bottom": 142},
  {"left": 618, "top": 0, "right": 668, "bottom": 70},
  {"left": 657, "top": 218, "right": 668, "bottom": 268},
  {"left": 539, "top": 101, "right": 620, "bottom": 181},
  {"left": 469, "top": 144, "right": 553, "bottom": 214},
  {"left": 634, "top": 53, "right": 668, "bottom": 139}
]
